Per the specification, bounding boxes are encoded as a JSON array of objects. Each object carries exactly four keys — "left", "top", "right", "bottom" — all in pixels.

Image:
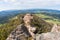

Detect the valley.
[{"left": 35, "top": 13, "right": 60, "bottom": 24}]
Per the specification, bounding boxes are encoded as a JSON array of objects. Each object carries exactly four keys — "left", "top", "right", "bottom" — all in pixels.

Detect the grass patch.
[{"left": 35, "top": 13, "right": 60, "bottom": 24}]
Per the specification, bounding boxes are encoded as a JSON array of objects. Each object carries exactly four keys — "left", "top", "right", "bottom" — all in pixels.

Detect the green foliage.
[
  {"left": 0, "top": 15, "right": 21, "bottom": 40},
  {"left": 32, "top": 15, "right": 53, "bottom": 33},
  {"left": 35, "top": 13, "right": 60, "bottom": 24}
]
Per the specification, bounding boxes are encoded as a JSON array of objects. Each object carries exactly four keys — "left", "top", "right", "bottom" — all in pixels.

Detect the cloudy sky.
[{"left": 0, "top": 0, "right": 60, "bottom": 11}]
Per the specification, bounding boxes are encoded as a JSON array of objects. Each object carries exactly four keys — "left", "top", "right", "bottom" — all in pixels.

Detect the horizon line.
[{"left": 0, "top": 8, "right": 60, "bottom": 11}]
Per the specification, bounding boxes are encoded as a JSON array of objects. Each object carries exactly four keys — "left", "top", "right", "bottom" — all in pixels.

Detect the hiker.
[{"left": 6, "top": 13, "right": 37, "bottom": 40}]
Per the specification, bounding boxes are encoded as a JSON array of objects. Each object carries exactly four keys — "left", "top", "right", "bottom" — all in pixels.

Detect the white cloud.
[
  {"left": 1, "top": 0, "right": 17, "bottom": 2},
  {"left": 0, "top": 0, "right": 60, "bottom": 10}
]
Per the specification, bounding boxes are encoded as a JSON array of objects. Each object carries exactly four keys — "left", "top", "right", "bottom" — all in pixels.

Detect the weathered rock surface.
[
  {"left": 36, "top": 32, "right": 60, "bottom": 40},
  {"left": 36, "top": 24, "right": 60, "bottom": 40},
  {"left": 51, "top": 24, "right": 60, "bottom": 32},
  {"left": 6, "top": 24, "right": 30, "bottom": 40}
]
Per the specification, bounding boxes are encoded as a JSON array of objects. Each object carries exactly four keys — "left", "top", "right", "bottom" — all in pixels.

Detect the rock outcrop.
[
  {"left": 51, "top": 24, "right": 60, "bottom": 32},
  {"left": 6, "top": 24, "right": 31, "bottom": 40},
  {"left": 36, "top": 24, "right": 60, "bottom": 40},
  {"left": 36, "top": 32, "right": 60, "bottom": 40},
  {"left": 7, "top": 15, "right": 52, "bottom": 40}
]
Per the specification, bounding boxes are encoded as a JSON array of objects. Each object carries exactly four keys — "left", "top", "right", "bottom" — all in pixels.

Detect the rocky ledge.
[{"left": 36, "top": 32, "right": 60, "bottom": 40}]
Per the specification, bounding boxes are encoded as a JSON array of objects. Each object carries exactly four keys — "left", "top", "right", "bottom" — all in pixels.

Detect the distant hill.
[
  {"left": 0, "top": 9, "right": 60, "bottom": 16},
  {"left": 0, "top": 9, "right": 60, "bottom": 24}
]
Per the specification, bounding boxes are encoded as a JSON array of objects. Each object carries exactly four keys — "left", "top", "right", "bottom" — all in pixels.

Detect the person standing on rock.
[{"left": 6, "top": 13, "right": 37, "bottom": 40}]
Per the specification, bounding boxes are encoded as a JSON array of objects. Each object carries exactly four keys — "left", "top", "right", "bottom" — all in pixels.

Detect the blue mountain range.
[
  {"left": 0, "top": 9, "right": 60, "bottom": 16},
  {"left": 0, "top": 9, "right": 60, "bottom": 24}
]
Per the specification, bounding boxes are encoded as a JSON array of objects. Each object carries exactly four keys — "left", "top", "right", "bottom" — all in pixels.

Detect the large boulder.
[{"left": 36, "top": 32, "right": 60, "bottom": 40}]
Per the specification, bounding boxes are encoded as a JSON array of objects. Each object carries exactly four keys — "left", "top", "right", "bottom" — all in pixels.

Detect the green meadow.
[{"left": 35, "top": 13, "right": 60, "bottom": 24}]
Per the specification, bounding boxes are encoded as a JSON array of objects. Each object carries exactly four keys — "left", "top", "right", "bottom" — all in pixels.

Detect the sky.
[{"left": 0, "top": 0, "right": 60, "bottom": 11}]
